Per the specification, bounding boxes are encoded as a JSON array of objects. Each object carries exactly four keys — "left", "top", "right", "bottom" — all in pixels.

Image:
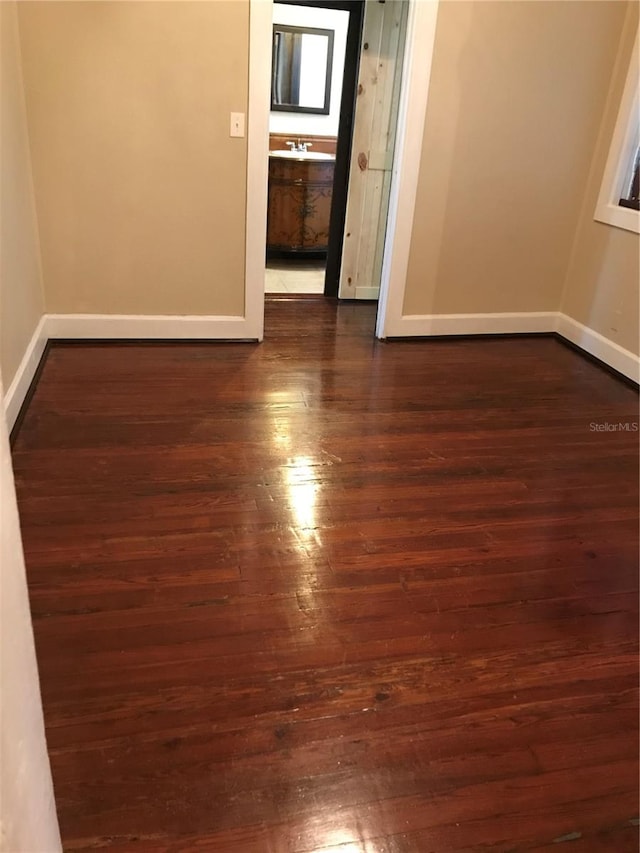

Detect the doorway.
[
  {"left": 244, "top": 0, "right": 440, "bottom": 340},
  {"left": 265, "top": 0, "right": 363, "bottom": 298}
]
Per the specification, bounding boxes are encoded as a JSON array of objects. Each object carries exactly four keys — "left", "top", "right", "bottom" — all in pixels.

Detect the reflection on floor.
[{"left": 265, "top": 259, "right": 325, "bottom": 294}]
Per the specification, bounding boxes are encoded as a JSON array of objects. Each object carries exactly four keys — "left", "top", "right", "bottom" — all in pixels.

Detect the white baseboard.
[
  {"left": 45, "top": 313, "right": 257, "bottom": 340},
  {"left": 4, "top": 309, "right": 637, "bottom": 433},
  {"left": 3, "top": 313, "right": 257, "bottom": 430},
  {"left": 556, "top": 312, "right": 639, "bottom": 383},
  {"left": 385, "top": 311, "right": 557, "bottom": 337},
  {"left": 384, "top": 310, "right": 638, "bottom": 383},
  {"left": 4, "top": 316, "right": 48, "bottom": 431}
]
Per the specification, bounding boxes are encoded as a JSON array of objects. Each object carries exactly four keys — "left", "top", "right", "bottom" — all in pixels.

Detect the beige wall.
[
  {"left": 17, "top": 1, "right": 249, "bottom": 317},
  {"left": 1, "top": 2, "right": 45, "bottom": 390},
  {"left": 403, "top": 0, "right": 631, "bottom": 318},
  {"left": 561, "top": 5, "right": 639, "bottom": 356}
]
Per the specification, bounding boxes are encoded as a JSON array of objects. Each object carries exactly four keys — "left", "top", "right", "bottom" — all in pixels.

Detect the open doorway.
[
  {"left": 264, "top": 0, "right": 410, "bottom": 305},
  {"left": 265, "top": 0, "right": 363, "bottom": 297},
  {"left": 245, "top": 0, "right": 441, "bottom": 340}
]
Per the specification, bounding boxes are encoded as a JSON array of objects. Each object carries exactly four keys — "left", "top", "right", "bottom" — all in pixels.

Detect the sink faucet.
[{"left": 285, "top": 139, "right": 313, "bottom": 154}]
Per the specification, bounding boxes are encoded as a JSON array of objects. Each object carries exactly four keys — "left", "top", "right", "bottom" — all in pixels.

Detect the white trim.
[
  {"left": 385, "top": 311, "right": 557, "bottom": 338},
  {"left": 595, "top": 201, "right": 639, "bottom": 234},
  {"left": 556, "top": 312, "right": 639, "bottom": 384},
  {"left": 245, "top": 0, "right": 272, "bottom": 341},
  {"left": 383, "top": 309, "right": 639, "bottom": 383},
  {"left": 594, "top": 32, "right": 639, "bottom": 235},
  {"left": 45, "top": 314, "right": 257, "bottom": 341},
  {"left": 4, "top": 311, "right": 636, "bottom": 431},
  {"left": 3, "top": 316, "right": 48, "bottom": 431},
  {"left": 376, "top": 0, "right": 440, "bottom": 338}
]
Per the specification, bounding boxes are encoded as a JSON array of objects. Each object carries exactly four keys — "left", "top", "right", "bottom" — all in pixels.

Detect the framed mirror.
[{"left": 271, "top": 25, "right": 334, "bottom": 115}]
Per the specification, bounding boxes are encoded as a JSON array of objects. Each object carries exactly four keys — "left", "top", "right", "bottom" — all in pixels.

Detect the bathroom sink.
[{"left": 269, "top": 150, "right": 335, "bottom": 161}]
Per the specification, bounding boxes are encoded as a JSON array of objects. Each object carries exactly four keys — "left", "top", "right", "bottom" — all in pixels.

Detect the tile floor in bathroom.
[{"left": 265, "top": 260, "right": 325, "bottom": 294}]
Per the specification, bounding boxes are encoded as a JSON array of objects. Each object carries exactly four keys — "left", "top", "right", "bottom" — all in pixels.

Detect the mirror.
[{"left": 271, "top": 25, "right": 334, "bottom": 115}]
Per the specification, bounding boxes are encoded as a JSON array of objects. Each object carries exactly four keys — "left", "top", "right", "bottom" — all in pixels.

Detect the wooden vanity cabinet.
[{"left": 267, "top": 156, "right": 335, "bottom": 254}]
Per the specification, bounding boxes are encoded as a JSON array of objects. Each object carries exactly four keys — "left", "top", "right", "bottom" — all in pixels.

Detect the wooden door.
[{"left": 338, "top": 0, "right": 408, "bottom": 300}]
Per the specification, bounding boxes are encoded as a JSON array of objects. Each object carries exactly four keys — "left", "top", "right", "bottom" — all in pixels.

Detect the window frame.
[{"left": 594, "top": 32, "right": 639, "bottom": 235}]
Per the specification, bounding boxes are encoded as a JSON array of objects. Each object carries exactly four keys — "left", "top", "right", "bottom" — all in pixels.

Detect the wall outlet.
[{"left": 230, "top": 112, "right": 245, "bottom": 138}]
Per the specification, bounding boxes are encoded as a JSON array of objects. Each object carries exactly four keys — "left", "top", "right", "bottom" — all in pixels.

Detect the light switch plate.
[{"left": 230, "top": 112, "right": 245, "bottom": 138}]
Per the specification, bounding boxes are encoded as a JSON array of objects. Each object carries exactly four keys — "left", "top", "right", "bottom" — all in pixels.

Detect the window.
[{"left": 594, "top": 33, "right": 639, "bottom": 234}]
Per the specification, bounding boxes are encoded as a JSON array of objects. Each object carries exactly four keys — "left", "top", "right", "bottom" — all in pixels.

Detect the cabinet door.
[
  {"left": 267, "top": 161, "right": 305, "bottom": 250},
  {"left": 301, "top": 164, "right": 334, "bottom": 250}
]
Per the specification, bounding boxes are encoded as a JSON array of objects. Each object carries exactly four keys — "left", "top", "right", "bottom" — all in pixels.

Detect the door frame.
[
  {"left": 245, "top": 0, "right": 440, "bottom": 339},
  {"left": 322, "top": 0, "right": 364, "bottom": 298}
]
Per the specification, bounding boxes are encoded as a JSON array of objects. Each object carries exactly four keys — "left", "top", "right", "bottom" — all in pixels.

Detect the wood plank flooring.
[{"left": 11, "top": 299, "right": 639, "bottom": 852}]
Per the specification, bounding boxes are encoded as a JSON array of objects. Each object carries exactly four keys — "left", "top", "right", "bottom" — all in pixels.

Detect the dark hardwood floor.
[{"left": 11, "top": 298, "right": 639, "bottom": 852}]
